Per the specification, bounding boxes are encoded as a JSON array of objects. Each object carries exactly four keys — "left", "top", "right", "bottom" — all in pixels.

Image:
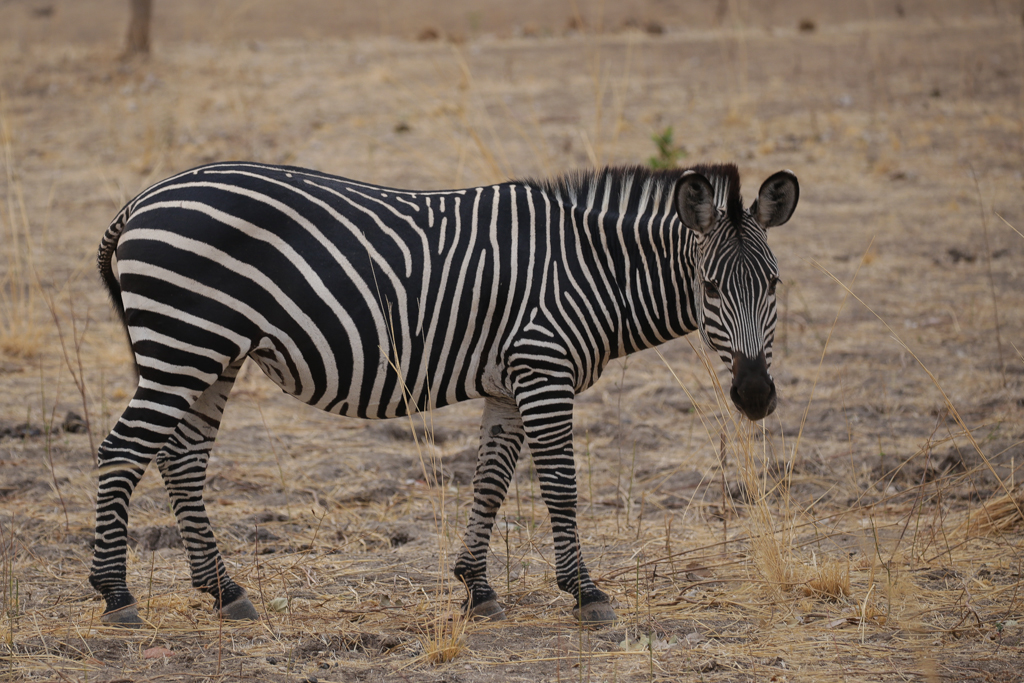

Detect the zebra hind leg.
[
  {"left": 155, "top": 361, "right": 258, "bottom": 621},
  {"left": 89, "top": 381, "right": 213, "bottom": 626},
  {"left": 454, "top": 398, "right": 525, "bottom": 621}
]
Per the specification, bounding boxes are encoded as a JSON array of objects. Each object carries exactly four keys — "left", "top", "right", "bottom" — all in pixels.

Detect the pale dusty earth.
[{"left": 1, "top": 1, "right": 1023, "bottom": 681}]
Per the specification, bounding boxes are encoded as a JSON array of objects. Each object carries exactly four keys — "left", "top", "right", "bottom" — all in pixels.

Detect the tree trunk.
[{"left": 124, "top": 0, "right": 152, "bottom": 57}]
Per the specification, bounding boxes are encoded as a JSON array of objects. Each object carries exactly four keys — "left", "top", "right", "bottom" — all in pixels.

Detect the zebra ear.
[
  {"left": 674, "top": 170, "right": 718, "bottom": 234},
  {"left": 752, "top": 170, "right": 799, "bottom": 228}
]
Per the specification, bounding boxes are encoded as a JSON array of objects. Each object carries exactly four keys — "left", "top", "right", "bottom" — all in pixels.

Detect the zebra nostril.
[{"left": 736, "top": 375, "right": 770, "bottom": 402}]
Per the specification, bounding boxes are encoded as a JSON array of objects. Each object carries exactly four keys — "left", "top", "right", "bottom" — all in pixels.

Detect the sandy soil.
[{"left": 1, "top": 1, "right": 1023, "bottom": 681}]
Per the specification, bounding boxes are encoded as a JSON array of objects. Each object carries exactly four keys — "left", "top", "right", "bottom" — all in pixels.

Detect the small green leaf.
[{"left": 647, "top": 126, "right": 687, "bottom": 169}]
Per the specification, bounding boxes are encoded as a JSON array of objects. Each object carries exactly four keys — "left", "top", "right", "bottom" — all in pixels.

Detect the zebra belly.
[{"left": 246, "top": 334, "right": 504, "bottom": 419}]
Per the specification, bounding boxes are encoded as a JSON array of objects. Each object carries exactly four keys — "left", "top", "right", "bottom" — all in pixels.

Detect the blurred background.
[{"left": 2, "top": 0, "right": 996, "bottom": 43}]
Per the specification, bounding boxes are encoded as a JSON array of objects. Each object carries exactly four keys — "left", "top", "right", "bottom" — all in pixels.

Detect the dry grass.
[
  {"left": 1, "top": 1, "right": 1023, "bottom": 681},
  {"left": 415, "top": 610, "right": 469, "bottom": 665},
  {"left": 802, "top": 558, "right": 851, "bottom": 601},
  {"left": 0, "top": 94, "right": 44, "bottom": 361},
  {"left": 964, "top": 485, "right": 1024, "bottom": 537}
]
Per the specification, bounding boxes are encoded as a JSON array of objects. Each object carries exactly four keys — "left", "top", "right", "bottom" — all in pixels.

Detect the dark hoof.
[
  {"left": 219, "top": 594, "right": 259, "bottom": 621},
  {"left": 100, "top": 604, "right": 143, "bottom": 628},
  {"left": 467, "top": 599, "right": 506, "bottom": 622},
  {"left": 572, "top": 600, "right": 616, "bottom": 626}
]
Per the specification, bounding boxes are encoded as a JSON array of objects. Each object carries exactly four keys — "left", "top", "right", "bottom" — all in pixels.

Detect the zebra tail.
[{"left": 97, "top": 205, "right": 139, "bottom": 378}]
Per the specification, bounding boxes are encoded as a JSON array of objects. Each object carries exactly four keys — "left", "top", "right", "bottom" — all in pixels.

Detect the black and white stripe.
[{"left": 89, "top": 161, "right": 798, "bottom": 625}]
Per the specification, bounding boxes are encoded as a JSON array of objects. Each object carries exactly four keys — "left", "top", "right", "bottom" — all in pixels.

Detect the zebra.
[{"left": 89, "top": 160, "right": 798, "bottom": 627}]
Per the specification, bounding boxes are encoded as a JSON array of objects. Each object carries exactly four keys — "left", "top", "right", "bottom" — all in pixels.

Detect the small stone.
[
  {"left": 62, "top": 411, "right": 87, "bottom": 433},
  {"left": 246, "top": 526, "right": 280, "bottom": 543},
  {"left": 248, "top": 511, "right": 289, "bottom": 524}
]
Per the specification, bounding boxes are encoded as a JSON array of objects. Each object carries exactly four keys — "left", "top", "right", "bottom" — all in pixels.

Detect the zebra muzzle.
[{"left": 730, "top": 351, "right": 777, "bottom": 421}]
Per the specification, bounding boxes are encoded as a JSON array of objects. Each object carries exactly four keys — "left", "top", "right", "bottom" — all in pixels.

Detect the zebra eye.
[
  {"left": 768, "top": 278, "right": 779, "bottom": 296},
  {"left": 704, "top": 281, "right": 720, "bottom": 298}
]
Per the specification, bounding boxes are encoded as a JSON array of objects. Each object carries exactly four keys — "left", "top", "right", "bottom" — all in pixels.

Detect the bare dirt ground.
[{"left": 1, "top": 1, "right": 1024, "bottom": 681}]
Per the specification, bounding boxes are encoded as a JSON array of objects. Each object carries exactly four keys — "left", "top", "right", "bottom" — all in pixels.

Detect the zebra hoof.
[
  {"left": 100, "top": 604, "right": 143, "bottom": 628},
  {"left": 218, "top": 595, "right": 260, "bottom": 621},
  {"left": 468, "top": 599, "right": 506, "bottom": 621},
  {"left": 572, "top": 600, "right": 616, "bottom": 626}
]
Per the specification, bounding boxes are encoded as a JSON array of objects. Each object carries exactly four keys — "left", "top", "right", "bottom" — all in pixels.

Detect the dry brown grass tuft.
[
  {"left": 415, "top": 610, "right": 469, "bottom": 665},
  {"left": 963, "top": 484, "right": 1024, "bottom": 537},
  {"left": 736, "top": 421, "right": 799, "bottom": 596},
  {"left": 802, "top": 558, "right": 851, "bottom": 601}
]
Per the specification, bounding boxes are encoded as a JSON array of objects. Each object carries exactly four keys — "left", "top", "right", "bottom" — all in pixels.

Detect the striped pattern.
[{"left": 89, "top": 161, "right": 797, "bottom": 620}]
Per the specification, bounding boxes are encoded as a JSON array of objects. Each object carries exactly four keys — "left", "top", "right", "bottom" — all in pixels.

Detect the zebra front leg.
[
  {"left": 513, "top": 376, "right": 615, "bottom": 626},
  {"left": 89, "top": 386, "right": 198, "bottom": 626},
  {"left": 155, "top": 363, "right": 258, "bottom": 621},
  {"left": 454, "top": 398, "right": 525, "bottom": 621}
]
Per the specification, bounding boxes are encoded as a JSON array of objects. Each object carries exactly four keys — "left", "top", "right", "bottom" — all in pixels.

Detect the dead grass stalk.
[
  {"left": 970, "top": 168, "right": 1005, "bottom": 383},
  {"left": 0, "top": 90, "right": 43, "bottom": 359}
]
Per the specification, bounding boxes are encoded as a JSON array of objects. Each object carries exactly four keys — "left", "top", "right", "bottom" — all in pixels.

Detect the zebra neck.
[
  {"left": 523, "top": 164, "right": 742, "bottom": 356},
  {"left": 604, "top": 166, "right": 740, "bottom": 356},
  {"left": 571, "top": 189, "right": 699, "bottom": 358}
]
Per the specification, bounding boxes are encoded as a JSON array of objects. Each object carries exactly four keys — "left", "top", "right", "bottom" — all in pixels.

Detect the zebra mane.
[{"left": 521, "top": 163, "right": 744, "bottom": 224}]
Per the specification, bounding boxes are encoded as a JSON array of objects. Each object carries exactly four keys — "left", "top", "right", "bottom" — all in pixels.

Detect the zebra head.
[{"left": 674, "top": 167, "right": 799, "bottom": 421}]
